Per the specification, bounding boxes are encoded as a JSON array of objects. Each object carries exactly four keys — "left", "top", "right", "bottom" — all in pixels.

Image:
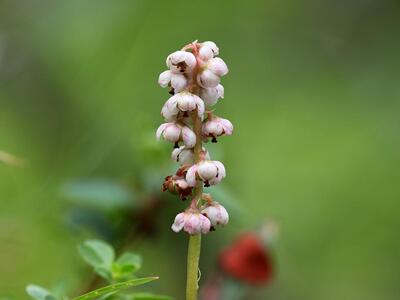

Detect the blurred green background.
[{"left": 1, "top": 0, "right": 400, "bottom": 299}]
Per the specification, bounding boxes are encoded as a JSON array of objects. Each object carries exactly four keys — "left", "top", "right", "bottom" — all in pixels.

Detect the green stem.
[
  {"left": 186, "top": 234, "right": 202, "bottom": 300},
  {"left": 186, "top": 42, "right": 203, "bottom": 300}
]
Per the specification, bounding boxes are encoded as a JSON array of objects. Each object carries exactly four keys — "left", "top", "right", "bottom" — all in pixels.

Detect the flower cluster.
[{"left": 156, "top": 41, "right": 232, "bottom": 235}]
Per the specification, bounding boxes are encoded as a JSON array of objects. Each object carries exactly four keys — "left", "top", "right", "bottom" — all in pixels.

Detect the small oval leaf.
[
  {"left": 78, "top": 240, "right": 115, "bottom": 269},
  {"left": 26, "top": 285, "right": 57, "bottom": 300}
]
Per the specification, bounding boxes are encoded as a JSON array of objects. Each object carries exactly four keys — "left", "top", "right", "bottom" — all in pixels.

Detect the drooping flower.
[
  {"left": 172, "top": 146, "right": 210, "bottom": 165},
  {"left": 161, "top": 92, "right": 205, "bottom": 121},
  {"left": 158, "top": 70, "right": 188, "bottom": 94},
  {"left": 202, "top": 116, "right": 233, "bottom": 142},
  {"left": 198, "top": 41, "right": 219, "bottom": 61},
  {"left": 172, "top": 211, "right": 211, "bottom": 234},
  {"left": 202, "top": 202, "right": 229, "bottom": 227},
  {"left": 166, "top": 50, "right": 197, "bottom": 74},
  {"left": 186, "top": 160, "right": 226, "bottom": 187},
  {"left": 156, "top": 122, "right": 196, "bottom": 148},
  {"left": 197, "top": 57, "right": 228, "bottom": 88},
  {"left": 200, "top": 84, "right": 224, "bottom": 106}
]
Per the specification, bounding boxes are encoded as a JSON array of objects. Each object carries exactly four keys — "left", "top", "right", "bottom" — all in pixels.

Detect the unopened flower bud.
[
  {"left": 186, "top": 160, "right": 226, "bottom": 187},
  {"left": 166, "top": 51, "right": 196, "bottom": 74},
  {"left": 200, "top": 84, "right": 224, "bottom": 106},
  {"left": 202, "top": 202, "right": 229, "bottom": 227},
  {"left": 202, "top": 116, "right": 233, "bottom": 142},
  {"left": 156, "top": 122, "right": 196, "bottom": 148},
  {"left": 172, "top": 211, "right": 211, "bottom": 234}
]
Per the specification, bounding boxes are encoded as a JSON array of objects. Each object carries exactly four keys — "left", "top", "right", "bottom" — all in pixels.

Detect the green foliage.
[
  {"left": 112, "top": 253, "right": 142, "bottom": 281},
  {"left": 62, "top": 179, "right": 135, "bottom": 211},
  {"left": 26, "top": 285, "right": 58, "bottom": 300},
  {"left": 78, "top": 240, "right": 115, "bottom": 280},
  {"left": 126, "top": 293, "right": 173, "bottom": 300},
  {"left": 71, "top": 278, "right": 159, "bottom": 300},
  {"left": 26, "top": 240, "right": 165, "bottom": 300},
  {"left": 78, "top": 240, "right": 143, "bottom": 282}
]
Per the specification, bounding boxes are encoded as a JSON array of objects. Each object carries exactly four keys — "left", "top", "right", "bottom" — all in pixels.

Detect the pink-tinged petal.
[
  {"left": 161, "top": 105, "right": 177, "bottom": 121},
  {"left": 220, "top": 118, "right": 234, "bottom": 135},
  {"left": 197, "top": 70, "right": 220, "bottom": 88},
  {"left": 170, "top": 73, "right": 187, "bottom": 92},
  {"left": 194, "top": 95, "right": 205, "bottom": 117},
  {"left": 182, "top": 126, "right": 196, "bottom": 148},
  {"left": 158, "top": 70, "right": 171, "bottom": 87},
  {"left": 163, "top": 123, "right": 181, "bottom": 142},
  {"left": 186, "top": 165, "right": 198, "bottom": 187},
  {"left": 216, "top": 84, "right": 224, "bottom": 99},
  {"left": 184, "top": 52, "right": 197, "bottom": 70},
  {"left": 166, "top": 51, "right": 186, "bottom": 69},
  {"left": 177, "top": 93, "right": 196, "bottom": 112},
  {"left": 202, "top": 204, "right": 229, "bottom": 226},
  {"left": 156, "top": 123, "right": 169, "bottom": 140},
  {"left": 213, "top": 161, "right": 226, "bottom": 178},
  {"left": 199, "top": 214, "right": 211, "bottom": 233},
  {"left": 199, "top": 45, "right": 214, "bottom": 61},
  {"left": 184, "top": 214, "right": 201, "bottom": 235},
  {"left": 208, "top": 57, "right": 228, "bottom": 77},
  {"left": 171, "top": 212, "right": 185, "bottom": 232},
  {"left": 202, "top": 41, "right": 219, "bottom": 56},
  {"left": 198, "top": 161, "right": 218, "bottom": 181},
  {"left": 208, "top": 176, "right": 222, "bottom": 186},
  {"left": 171, "top": 146, "right": 183, "bottom": 162},
  {"left": 166, "top": 95, "right": 179, "bottom": 112}
]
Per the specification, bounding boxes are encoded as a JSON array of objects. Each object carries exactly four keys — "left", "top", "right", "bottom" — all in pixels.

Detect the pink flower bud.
[
  {"left": 186, "top": 160, "right": 226, "bottom": 187},
  {"left": 166, "top": 51, "right": 196, "bottom": 74},
  {"left": 200, "top": 84, "right": 224, "bottom": 106},
  {"left": 202, "top": 116, "right": 233, "bottom": 142},
  {"left": 171, "top": 211, "right": 211, "bottom": 234},
  {"left": 202, "top": 203, "right": 229, "bottom": 227},
  {"left": 156, "top": 122, "right": 196, "bottom": 148}
]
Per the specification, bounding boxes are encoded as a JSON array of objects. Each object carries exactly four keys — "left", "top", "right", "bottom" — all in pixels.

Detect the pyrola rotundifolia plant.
[{"left": 156, "top": 40, "right": 232, "bottom": 299}]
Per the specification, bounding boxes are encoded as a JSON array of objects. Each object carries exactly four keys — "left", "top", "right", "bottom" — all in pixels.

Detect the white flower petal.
[
  {"left": 182, "top": 126, "right": 196, "bottom": 148},
  {"left": 158, "top": 70, "right": 171, "bottom": 88},
  {"left": 186, "top": 165, "right": 198, "bottom": 187}
]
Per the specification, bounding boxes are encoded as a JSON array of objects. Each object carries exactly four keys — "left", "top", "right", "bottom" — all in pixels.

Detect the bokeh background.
[{"left": 1, "top": 0, "right": 400, "bottom": 299}]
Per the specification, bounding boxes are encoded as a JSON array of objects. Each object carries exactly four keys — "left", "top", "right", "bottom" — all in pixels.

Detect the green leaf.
[
  {"left": 72, "top": 277, "right": 159, "bottom": 300},
  {"left": 128, "top": 293, "right": 173, "bottom": 300},
  {"left": 78, "top": 240, "right": 115, "bottom": 269},
  {"left": 26, "top": 285, "right": 58, "bottom": 300},
  {"left": 112, "top": 252, "right": 142, "bottom": 280}
]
